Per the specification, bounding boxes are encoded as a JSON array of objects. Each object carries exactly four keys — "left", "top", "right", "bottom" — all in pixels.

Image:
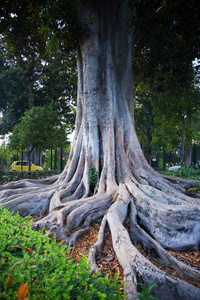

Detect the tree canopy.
[
  {"left": 0, "top": 0, "right": 77, "bottom": 135},
  {"left": 9, "top": 105, "right": 69, "bottom": 154}
]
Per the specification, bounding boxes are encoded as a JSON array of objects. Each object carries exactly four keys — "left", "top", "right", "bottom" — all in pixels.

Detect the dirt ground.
[{"left": 65, "top": 222, "right": 200, "bottom": 290}]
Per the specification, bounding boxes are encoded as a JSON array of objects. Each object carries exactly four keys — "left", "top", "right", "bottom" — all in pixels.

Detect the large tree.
[
  {"left": 0, "top": 1, "right": 77, "bottom": 134},
  {"left": 0, "top": 1, "right": 200, "bottom": 299}
]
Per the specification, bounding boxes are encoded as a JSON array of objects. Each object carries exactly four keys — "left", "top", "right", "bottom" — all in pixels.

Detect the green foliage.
[
  {"left": 0, "top": 146, "right": 20, "bottom": 171},
  {"left": 132, "top": 0, "right": 200, "bottom": 152},
  {"left": 134, "top": 85, "right": 155, "bottom": 142},
  {"left": 0, "top": 206, "right": 123, "bottom": 300},
  {"left": 0, "top": 170, "right": 61, "bottom": 185},
  {"left": 161, "top": 167, "right": 200, "bottom": 180},
  {"left": 176, "top": 167, "right": 200, "bottom": 180},
  {"left": 151, "top": 118, "right": 181, "bottom": 150},
  {"left": 188, "top": 182, "right": 200, "bottom": 192},
  {"left": 89, "top": 167, "right": 99, "bottom": 188},
  {"left": 137, "top": 283, "right": 158, "bottom": 300},
  {"left": 9, "top": 105, "right": 69, "bottom": 153},
  {"left": 0, "top": 2, "right": 77, "bottom": 135}
]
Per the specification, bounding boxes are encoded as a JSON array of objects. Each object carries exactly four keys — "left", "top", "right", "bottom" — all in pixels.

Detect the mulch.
[{"left": 65, "top": 222, "right": 200, "bottom": 290}]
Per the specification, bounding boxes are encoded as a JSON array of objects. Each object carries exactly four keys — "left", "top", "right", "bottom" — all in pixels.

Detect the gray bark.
[{"left": 0, "top": 1, "right": 199, "bottom": 299}]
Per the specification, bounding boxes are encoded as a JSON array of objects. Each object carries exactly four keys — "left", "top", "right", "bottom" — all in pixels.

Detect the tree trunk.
[
  {"left": 0, "top": 1, "right": 200, "bottom": 299},
  {"left": 185, "top": 145, "right": 192, "bottom": 168},
  {"left": 181, "top": 115, "right": 186, "bottom": 167}
]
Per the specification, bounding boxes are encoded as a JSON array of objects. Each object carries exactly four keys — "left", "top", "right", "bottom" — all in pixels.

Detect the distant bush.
[
  {"left": 0, "top": 206, "right": 123, "bottom": 299},
  {"left": 0, "top": 170, "right": 61, "bottom": 184},
  {"left": 160, "top": 167, "right": 200, "bottom": 180}
]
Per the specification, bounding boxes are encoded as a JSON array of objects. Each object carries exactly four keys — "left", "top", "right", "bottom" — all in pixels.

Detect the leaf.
[
  {"left": 26, "top": 248, "right": 33, "bottom": 253},
  {"left": 17, "top": 283, "right": 29, "bottom": 300},
  {"left": 6, "top": 276, "right": 12, "bottom": 286},
  {"left": 114, "top": 267, "right": 120, "bottom": 275},
  {"left": 18, "top": 224, "right": 26, "bottom": 229}
]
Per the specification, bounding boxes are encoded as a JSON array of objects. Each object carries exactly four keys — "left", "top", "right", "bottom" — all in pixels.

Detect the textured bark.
[{"left": 0, "top": 1, "right": 200, "bottom": 299}]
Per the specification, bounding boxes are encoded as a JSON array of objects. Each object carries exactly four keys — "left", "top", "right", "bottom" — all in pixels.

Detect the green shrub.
[
  {"left": 0, "top": 170, "right": 61, "bottom": 184},
  {"left": 160, "top": 167, "right": 200, "bottom": 180},
  {"left": 188, "top": 181, "right": 200, "bottom": 192},
  {"left": 177, "top": 167, "right": 200, "bottom": 180},
  {"left": 0, "top": 206, "right": 123, "bottom": 300},
  {"left": 137, "top": 283, "right": 158, "bottom": 300},
  {"left": 89, "top": 167, "right": 99, "bottom": 188}
]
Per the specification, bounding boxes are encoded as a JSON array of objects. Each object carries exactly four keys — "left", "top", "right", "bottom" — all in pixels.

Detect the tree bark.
[{"left": 0, "top": 1, "right": 200, "bottom": 299}]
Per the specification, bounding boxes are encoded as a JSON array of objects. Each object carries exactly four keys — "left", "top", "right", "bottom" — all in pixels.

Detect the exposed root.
[
  {"left": 126, "top": 180, "right": 200, "bottom": 251},
  {"left": 0, "top": 154, "right": 200, "bottom": 300},
  {"left": 163, "top": 175, "right": 199, "bottom": 190},
  {"left": 88, "top": 215, "right": 107, "bottom": 273},
  {"left": 107, "top": 185, "right": 200, "bottom": 300},
  {"left": 129, "top": 201, "right": 200, "bottom": 283},
  {"left": 67, "top": 227, "right": 90, "bottom": 247}
]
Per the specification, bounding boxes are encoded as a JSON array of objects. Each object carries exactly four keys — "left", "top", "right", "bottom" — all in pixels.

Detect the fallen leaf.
[
  {"left": 114, "top": 267, "right": 120, "bottom": 275},
  {"left": 26, "top": 248, "right": 33, "bottom": 253},
  {"left": 6, "top": 277, "right": 12, "bottom": 286},
  {"left": 18, "top": 224, "right": 26, "bottom": 229},
  {"left": 196, "top": 258, "right": 200, "bottom": 262},
  {"left": 76, "top": 247, "right": 80, "bottom": 251},
  {"left": 17, "top": 283, "right": 29, "bottom": 300}
]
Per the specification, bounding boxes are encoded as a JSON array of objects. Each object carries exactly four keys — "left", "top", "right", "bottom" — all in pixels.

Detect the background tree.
[
  {"left": 0, "top": 1, "right": 200, "bottom": 299},
  {"left": 9, "top": 105, "right": 69, "bottom": 170},
  {"left": 133, "top": 1, "right": 200, "bottom": 167},
  {"left": 152, "top": 82, "right": 200, "bottom": 166},
  {"left": 134, "top": 85, "right": 155, "bottom": 163},
  {"left": 0, "top": 1, "right": 77, "bottom": 134}
]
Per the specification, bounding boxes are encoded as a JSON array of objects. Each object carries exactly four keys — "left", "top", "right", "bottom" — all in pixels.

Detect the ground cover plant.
[
  {"left": 0, "top": 206, "right": 123, "bottom": 300},
  {"left": 161, "top": 167, "right": 200, "bottom": 180}
]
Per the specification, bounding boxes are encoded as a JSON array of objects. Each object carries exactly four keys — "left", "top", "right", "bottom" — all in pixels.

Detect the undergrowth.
[
  {"left": 188, "top": 182, "right": 200, "bottom": 192},
  {"left": 0, "top": 170, "right": 61, "bottom": 185},
  {"left": 89, "top": 167, "right": 99, "bottom": 188},
  {"left": 0, "top": 206, "right": 123, "bottom": 300},
  {"left": 161, "top": 167, "right": 200, "bottom": 180}
]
